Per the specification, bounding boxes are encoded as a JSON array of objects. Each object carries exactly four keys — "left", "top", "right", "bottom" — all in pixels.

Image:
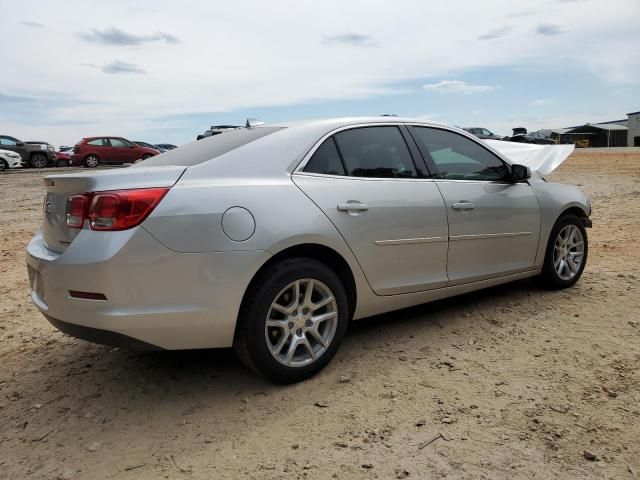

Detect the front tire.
[
  {"left": 0, "top": 160, "right": 7, "bottom": 172},
  {"left": 234, "top": 258, "right": 349, "bottom": 384},
  {"left": 30, "top": 154, "right": 47, "bottom": 168},
  {"left": 535, "top": 214, "right": 588, "bottom": 289}
]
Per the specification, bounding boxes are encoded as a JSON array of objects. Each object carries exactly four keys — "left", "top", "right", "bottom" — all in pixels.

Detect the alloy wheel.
[
  {"left": 553, "top": 224, "right": 585, "bottom": 281},
  {"left": 264, "top": 278, "right": 338, "bottom": 368},
  {"left": 31, "top": 155, "right": 47, "bottom": 168},
  {"left": 85, "top": 156, "right": 98, "bottom": 168}
]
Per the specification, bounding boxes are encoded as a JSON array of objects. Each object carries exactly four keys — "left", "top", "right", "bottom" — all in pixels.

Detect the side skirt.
[{"left": 353, "top": 269, "right": 540, "bottom": 320}]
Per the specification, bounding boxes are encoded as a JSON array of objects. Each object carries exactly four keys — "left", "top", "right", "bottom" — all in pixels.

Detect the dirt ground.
[{"left": 1, "top": 150, "right": 639, "bottom": 480}]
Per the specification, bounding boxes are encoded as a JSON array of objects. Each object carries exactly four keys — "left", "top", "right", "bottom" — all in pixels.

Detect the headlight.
[{"left": 9, "top": 152, "right": 21, "bottom": 159}]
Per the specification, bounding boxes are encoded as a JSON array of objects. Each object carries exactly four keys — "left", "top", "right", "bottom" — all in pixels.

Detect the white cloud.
[
  {"left": 531, "top": 98, "right": 553, "bottom": 106},
  {"left": 423, "top": 80, "right": 495, "bottom": 94}
]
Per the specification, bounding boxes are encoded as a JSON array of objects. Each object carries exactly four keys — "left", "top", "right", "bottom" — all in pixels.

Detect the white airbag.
[{"left": 483, "top": 140, "right": 575, "bottom": 175}]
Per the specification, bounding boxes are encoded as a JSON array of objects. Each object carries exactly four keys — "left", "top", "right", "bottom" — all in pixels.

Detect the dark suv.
[
  {"left": 72, "top": 136, "right": 159, "bottom": 167},
  {"left": 0, "top": 135, "right": 56, "bottom": 168}
]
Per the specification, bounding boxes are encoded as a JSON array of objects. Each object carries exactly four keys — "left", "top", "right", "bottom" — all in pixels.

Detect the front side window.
[
  {"left": 411, "top": 127, "right": 508, "bottom": 181},
  {"left": 0, "top": 136, "right": 18, "bottom": 146},
  {"left": 304, "top": 137, "right": 345, "bottom": 175},
  {"left": 333, "top": 126, "right": 417, "bottom": 178}
]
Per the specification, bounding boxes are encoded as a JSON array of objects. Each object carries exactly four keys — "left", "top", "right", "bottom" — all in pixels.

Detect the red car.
[
  {"left": 72, "top": 136, "right": 159, "bottom": 167},
  {"left": 55, "top": 151, "right": 71, "bottom": 167}
]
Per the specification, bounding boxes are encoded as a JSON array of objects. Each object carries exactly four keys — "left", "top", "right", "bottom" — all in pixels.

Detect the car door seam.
[
  {"left": 289, "top": 174, "right": 379, "bottom": 295},
  {"left": 432, "top": 181, "right": 451, "bottom": 281}
]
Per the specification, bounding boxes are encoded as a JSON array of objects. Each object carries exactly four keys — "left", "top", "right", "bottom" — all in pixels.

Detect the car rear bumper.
[
  {"left": 44, "top": 314, "right": 163, "bottom": 351},
  {"left": 26, "top": 227, "right": 270, "bottom": 350}
]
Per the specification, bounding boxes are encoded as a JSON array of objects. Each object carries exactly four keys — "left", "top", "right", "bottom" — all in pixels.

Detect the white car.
[{"left": 0, "top": 149, "right": 24, "bottom": 171}]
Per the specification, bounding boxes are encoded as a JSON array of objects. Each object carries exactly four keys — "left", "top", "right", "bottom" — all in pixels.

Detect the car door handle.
[
  {"left": 452, "top": 201, "right": 475, "bottom": 211},
  {"left": 337, "top": 202, "right": 369, "bottom": 212}
]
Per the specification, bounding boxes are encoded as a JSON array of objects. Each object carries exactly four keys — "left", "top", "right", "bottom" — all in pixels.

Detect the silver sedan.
[{"left": 26, "top": 117, "right": 591, "bottom": 383}]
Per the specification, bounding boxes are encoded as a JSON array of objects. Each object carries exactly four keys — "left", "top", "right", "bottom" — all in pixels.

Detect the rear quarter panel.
[{"left": 141, "top": 175, "right": 376, "bottom": 318}]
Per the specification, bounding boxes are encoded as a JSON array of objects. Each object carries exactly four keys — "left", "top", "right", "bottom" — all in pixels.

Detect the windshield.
[{"left": 136, "top": 127, "right": 284, "bottom": 167}]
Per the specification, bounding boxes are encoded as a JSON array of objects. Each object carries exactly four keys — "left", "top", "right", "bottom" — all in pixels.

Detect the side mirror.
[
  {"left": 16, "top": 141, "right": 24, "bottom": 147},
  {"left": 510, "top": 164, "right": 531, "bottom": 182}
]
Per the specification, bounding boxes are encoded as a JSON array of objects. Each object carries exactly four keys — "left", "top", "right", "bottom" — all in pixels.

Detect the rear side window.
[
  {"left": 333, "top": 127, "right": 417, "bottom": 178},
  {"left": 411, "top": 127, "right": 508, "bottom": 181},
  {"left": 304, "top": 138, "right": 345, "bottom": 176},
  {"left": 138, "top": 127, "right": 284, "bottom": 167},
  {"left": 87, "top": 138, "right": 104, "bottom": 146},
  {"left": 109, "top": 138, "right": 131, "bottom": 148}
]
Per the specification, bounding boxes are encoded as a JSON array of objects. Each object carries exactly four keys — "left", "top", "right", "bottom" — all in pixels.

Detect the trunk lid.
[{"left": 42, "top": 166, "right": 186, "bottom": 253}]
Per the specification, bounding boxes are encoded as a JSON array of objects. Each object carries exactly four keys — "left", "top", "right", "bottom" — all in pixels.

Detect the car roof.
[
  {"left": 268, "top": 116, "right": 451, "bottom": 130},
  {"left": 170, "top": 116, "right": 474, "bottom": 181}
]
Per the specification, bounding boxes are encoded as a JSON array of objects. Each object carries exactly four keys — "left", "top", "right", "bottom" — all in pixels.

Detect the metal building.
[
  {"left": 628, "top": 111, "right": 640, "bottom": 147},
  {"left": 561, "top": 122, "right": 628, "bottom": 147}
]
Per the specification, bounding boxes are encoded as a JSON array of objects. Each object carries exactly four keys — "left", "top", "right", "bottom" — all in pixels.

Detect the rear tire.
[
  {"left": 85, "top": 155, "right": 99, "bottom": 168},
  {"left": 30, "top": 154, "right": 47, "bottom": 168},
  {"left": 534, "top": 214, "right": 588, "bottom": 290},
  {"left": 234, "top": 258, "right": 349, "bottom": 384}
]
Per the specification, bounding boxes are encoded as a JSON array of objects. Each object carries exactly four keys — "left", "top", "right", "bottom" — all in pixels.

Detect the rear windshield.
[{"left": 134, "top": 127, "right": 284, "bottom": 167}]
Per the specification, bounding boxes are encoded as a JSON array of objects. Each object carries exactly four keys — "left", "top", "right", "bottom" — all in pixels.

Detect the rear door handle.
[
  {"left": 337, "top": 202, "right": 369, "bottom": 212},
  {"left": 452, "top": 201, "right": 475, "bottom": 211}
]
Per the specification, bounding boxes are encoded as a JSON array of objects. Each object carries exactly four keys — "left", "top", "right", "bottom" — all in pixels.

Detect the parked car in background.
[
  {"left": 72, "top": 137, "right": 159, "bottom": 167},
  {"left": 463, "top": 127, "right": 502, "bottom": 140},
  {"left": 26, "top": 141, "right": 63, "bottom": 167},
  {"left": 27, "top": 117, "right": 590, "bottom": 383},
  {"left": 55, "top": 151, "right": 71, "bottom": 167},
  {"left": 0, "top": 149, "right": 25, "bottom": 171},
  {"left": 155, "top": 143, "right": 177, "bottom": 151},
  {"left": 58, "top": 146, "right": 74, "bottom": 154},
  {"left": 0, "top": 135, "right": 56, "bottom": 168},
  {"left": 197, "top": 125, "right": 242, "bottom": 140},
  {"left": 505, "top": 128, "right": 555, "bottom": 145},
  {"left": 134, "top": 141, "right": 164, "bottom": 153},
  {"left": 526, "top": 131, "right": 557, "bottom": 144}
]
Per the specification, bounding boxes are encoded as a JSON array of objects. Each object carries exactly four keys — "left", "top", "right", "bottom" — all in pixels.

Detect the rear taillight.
[
  {"left": 65, "top": 188, "right": 169, "bottom": 231},
  {"left": 66, "top": 194, "right": 91, "bottom": 228}
]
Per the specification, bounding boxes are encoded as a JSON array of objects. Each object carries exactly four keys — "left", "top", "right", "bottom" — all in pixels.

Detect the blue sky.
[
  {"left": 160, "top": 64, "right": 637, "bottom": 141},
  {"left": 1, "top": 0, "right": 639, "bottom": 146}
]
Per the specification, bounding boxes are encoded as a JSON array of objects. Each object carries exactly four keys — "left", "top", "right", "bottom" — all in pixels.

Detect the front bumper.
[
  {"left": 26, "top": 227, "right": 270, "bottom": 350},
  {"left": 2, "top": 155, "right": 24, "bottom": 168}
]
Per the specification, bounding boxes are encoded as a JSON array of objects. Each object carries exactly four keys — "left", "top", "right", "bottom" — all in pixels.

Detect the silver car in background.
[{"left": 26, "top": 117, "right": 591, "bottom": 383}]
